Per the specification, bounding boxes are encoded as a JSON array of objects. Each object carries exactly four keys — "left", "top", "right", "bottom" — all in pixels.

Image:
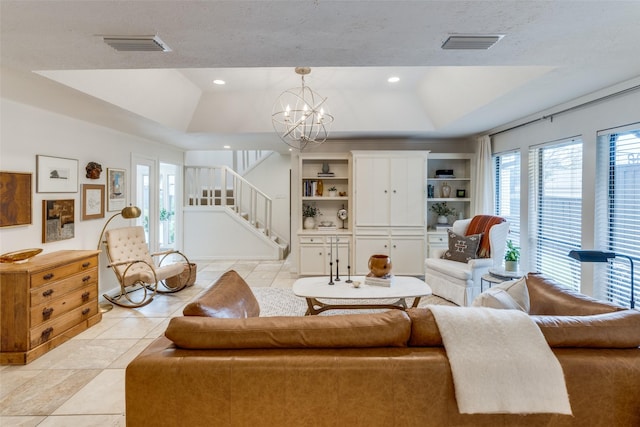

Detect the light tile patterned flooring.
[{"left": 0, "top": 259, "right": 299, "bottom": 427}]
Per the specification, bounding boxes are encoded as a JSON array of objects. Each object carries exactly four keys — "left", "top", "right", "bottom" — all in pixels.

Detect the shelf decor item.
[
  {"left": 430, "top": 202, "right": 456, "bottom": 224},
  {"left": 440, "top": 181, "right": 452, "bottom": 198},
  {"left": 302, "top": 204, "right": 319, "bottom": 229},
  {"left": 271, "top": 67, "right": 334, "bottom": 151},
  {"left": 368, "top": 254, "right": 392, "bottom": 278},
  {"left": 328, "top": 186, "right": 337, "bottom": 197}
]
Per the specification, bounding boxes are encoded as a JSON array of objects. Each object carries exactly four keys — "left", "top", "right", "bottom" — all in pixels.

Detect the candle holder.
[
  {"left": 335, "top": 257, "right": 341, "bottom": 281},
  {"left": 328, "top": 236, "right": 334, "bottom": 285},
  {"left": 345, "top": 239, "right": 352, "bottom": 283},
  {"left": 346, "top": 264, "right": 352, "bottom": 283}
]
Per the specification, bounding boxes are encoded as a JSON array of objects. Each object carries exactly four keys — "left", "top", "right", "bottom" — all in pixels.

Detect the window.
[
  {"left": 529, "top": 139, "right": 583, "bottom": 289},
  {"left": 595, "top": 125, "right": 640, "bottom": 307},
  {"left": 494, "top": 151, "right": 521, "bottom": 247}
]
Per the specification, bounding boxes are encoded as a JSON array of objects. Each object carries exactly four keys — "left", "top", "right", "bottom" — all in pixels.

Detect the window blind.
[
  {"left": 529, "top": 139, "right": 583, "bottom": 290},
  {"left": 595, "top": 127, "right": 640, "bottom": 307},
  {"left": 494, "top": 151, "right": 521, "bottom": 247}
]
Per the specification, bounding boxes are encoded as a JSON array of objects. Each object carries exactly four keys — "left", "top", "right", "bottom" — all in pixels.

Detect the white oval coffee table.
[{"left": 292, "top": 276, "right": 432, "bottom": 315}]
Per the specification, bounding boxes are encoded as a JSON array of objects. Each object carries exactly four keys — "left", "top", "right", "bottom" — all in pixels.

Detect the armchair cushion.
[{"left": 441, "top": 230, "right": 482, "bottom": 263}]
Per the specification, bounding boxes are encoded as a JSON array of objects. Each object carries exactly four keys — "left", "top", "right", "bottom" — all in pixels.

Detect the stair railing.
[{"left": 185, "top": 165, "right": 273, "bottom": 237}]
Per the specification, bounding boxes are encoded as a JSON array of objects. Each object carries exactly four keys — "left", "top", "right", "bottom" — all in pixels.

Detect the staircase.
[{"left": 184, "top": 165, "right": 289, "bottom": 259}]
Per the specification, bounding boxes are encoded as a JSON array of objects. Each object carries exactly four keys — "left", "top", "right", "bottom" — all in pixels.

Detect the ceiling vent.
[
  {"left": 441, "top": 35, "right": 504, "bottom": 50},
  {"left": 103, "top": 35, "right": 171, "bottom": 52}
]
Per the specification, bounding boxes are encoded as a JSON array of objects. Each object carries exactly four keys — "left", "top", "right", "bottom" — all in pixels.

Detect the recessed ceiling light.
[
  {"left": 388, "top": 77, "right": 400, "bottom": 83},
  {"left": 223, "top": 145, "right": 231, "bottom": 149},
  {"left": 213, "top": 79, "right": 226, "bottom": 85}
]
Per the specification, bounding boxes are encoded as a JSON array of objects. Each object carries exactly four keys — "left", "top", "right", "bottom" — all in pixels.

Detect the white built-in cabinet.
[
  {"left": 296, "top": 153, "right": 352, "bottom": 276},
  {"left": 426, "top": 153, "right": 475, "bottom": 257},
  {"left": 352, "top": 151, "right": 428, "bottom": 276}
]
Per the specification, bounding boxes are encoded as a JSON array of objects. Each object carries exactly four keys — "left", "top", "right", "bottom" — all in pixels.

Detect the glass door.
[
  {"left": 159, "top": 162, "right": 178, "bottom": 250},
  {"left": 133, "top": 155, "right": 156, "bottom": 251}
]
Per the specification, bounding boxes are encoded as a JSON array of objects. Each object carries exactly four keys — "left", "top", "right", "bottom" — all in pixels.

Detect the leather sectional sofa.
[{"left": 126, "top": 271, "right": 640, "bottom": 426}]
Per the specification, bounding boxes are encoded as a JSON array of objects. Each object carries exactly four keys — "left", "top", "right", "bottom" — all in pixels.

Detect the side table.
[{"left": 480, "top": 268, "right": 524, "bottom": 292}]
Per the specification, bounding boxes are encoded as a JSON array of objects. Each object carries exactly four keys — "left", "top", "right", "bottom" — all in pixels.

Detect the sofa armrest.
[
  {"left": 183, "top": 269, "right": 260, "bottom": 318},
  {"left": 468, "top": 258, "right": 494, "bottom": 269}
]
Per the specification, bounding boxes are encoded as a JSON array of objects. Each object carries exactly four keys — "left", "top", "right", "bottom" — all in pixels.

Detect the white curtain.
[{"left": 474, "top": 135, "right": 494, "bottom": 214}]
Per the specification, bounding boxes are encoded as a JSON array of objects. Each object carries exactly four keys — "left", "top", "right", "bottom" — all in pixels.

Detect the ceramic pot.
[
  {"left": 303, "top": 216, "right": 316, "bottom": 230},
  {"left": 505, "top": 260, "right": 519, "bottom": 272},
  {"left": 328, "top": 190, "right": 337, "bottom": 197},
  {"left": 368, "top": 254, "right": 392, "bottom": 277},
  {"left": 437, "top": 215, "right": 448, "bottom": 224},
  {"left": 441, "top": 182, "right": 451, "bottom": 198}
]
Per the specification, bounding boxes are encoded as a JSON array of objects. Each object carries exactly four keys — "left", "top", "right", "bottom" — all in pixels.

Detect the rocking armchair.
[{"left": 103, "top": 226, "right": 193, "bottom": 308}]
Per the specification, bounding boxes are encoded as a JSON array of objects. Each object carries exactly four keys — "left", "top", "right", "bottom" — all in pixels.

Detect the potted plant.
[
  {"left": 504, "top": 240, "right": 520, "bottom": 272},
  {"left": 328, "top": 186, "right": 338, "bottom": 197},
  {"left": 302, "top": 204, "right": 319, "bottom": 229},
  {"left": 430, "top": 202, "right": 456, "bottom": 224}
]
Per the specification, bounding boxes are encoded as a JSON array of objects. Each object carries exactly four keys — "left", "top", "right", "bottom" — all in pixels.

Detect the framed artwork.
[
  {"left": 107, "top": 168, "right": 126, "bottom": 212},
  {"left": 82, "top": 184, "right": 105, "bottom": 220},
  {"left": 456, "top": 189, "right": 466, "bottom": 198},
  {"left": 0, "top": 171, "right": 32, "bottom": 228},
  {"left": 36, "top": 155, "right": 78, "bottom": 193},
  {"left": 42, "top": 199, "right": 75, "bottom": 243}
]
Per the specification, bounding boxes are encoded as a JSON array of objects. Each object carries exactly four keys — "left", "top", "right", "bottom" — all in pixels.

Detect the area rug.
[{"left": 252, "top": 287, "right": 456, "bottom": 317}]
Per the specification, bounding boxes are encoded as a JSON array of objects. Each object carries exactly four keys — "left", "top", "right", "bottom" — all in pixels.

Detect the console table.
[{"left": 0, "top": 250, "right": 102, "bottom": 364}]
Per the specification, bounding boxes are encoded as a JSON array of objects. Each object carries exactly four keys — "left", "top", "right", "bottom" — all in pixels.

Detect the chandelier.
[{"left": 272, "top": 67, "right": 334, "bottom": 150}]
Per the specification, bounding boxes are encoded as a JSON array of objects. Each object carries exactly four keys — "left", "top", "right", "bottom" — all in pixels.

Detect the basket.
[{"left": 165, "top": 262, "right": 197, "bottom": 287}]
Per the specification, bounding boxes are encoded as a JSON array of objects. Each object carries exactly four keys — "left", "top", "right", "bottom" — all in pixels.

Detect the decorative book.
[{"left": 365, "top": 274, "right": 395, "bottom": 287}]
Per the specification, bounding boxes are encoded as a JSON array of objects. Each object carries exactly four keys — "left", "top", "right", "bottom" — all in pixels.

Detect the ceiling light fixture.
[
  {"left": 213, "top": 79, "right": 226, "bottom": 85},
  {"left": 388, "top": 76, "right": 400, "bottom": 83},
  {"left": 271, "top": 67, "right": 334, "bottom": 151}
]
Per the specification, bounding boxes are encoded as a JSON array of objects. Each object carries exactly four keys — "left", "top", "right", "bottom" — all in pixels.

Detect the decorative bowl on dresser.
[{"left": 0, "top": 250, "right": 102, "bottom": 364}]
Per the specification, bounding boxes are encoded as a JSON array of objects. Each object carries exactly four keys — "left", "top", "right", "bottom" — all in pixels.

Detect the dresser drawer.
[
  {"left": 30, "top": 301, "right": 98, "bottom": 348},
  {"left": 30, "top": 268, "right": 98, "bottom": 306},
  {"left": 30, "top": 255, "right": 98, "bottom": 288},
  {"left": 299, "top": 236, "right": 324, "bottom": 244},
  {"left": 30, "top": 284, "right": 98, "bottom": 328}
]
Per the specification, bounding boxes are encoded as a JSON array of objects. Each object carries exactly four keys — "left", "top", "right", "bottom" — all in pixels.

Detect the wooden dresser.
[{"left": 0, "top": 250, "right": 102, "bottom": 364}]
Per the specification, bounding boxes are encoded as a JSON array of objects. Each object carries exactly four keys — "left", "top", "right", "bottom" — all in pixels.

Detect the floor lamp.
[
  {"left": 568, "top": 250, "right": 635, "bottom": 309},
  {"left": 97, "top": 205, "right": 142, "bottom": 312}
]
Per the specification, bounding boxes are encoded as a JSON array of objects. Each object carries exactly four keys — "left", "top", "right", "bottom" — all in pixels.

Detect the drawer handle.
[
  {"left": 82, "top": 262, "right": 91, "bottom": 268},
  {"left": 43, "top": 273, "right": 54, "bottom": 280},
  {"left": 42, "top": 307, "right": 54, "bottom": 320},
  {"left": 82, "top": 275, "right": 91, "bottom": 282},
  {"left": 42, "top": 289, "right": 54, "bottom": 297},
  {"left": 82, "top": 291, "right": 90, "bottom": 302},
  {"left": 41, "top": 327, "right": 54, "bottom": 341},
  {"left": 82, "top": 308, "right": 91, "bottom": 315}
]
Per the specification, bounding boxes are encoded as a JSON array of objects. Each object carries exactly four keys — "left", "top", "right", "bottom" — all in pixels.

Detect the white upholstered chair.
[
  {"left": 425, "top": 217, "right": 510, "bottom": 306},
  {"left": 104, "top": 226, "right": 192, "bottom": 308}
]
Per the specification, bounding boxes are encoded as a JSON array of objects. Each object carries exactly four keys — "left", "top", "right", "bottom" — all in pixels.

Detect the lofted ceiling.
[{"left": 1, "top": 1, "right": 640, "bottom": 153}]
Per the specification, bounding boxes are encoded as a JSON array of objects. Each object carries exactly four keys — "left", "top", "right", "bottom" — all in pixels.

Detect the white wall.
[
  {"left": 0, "top": 98, "right": 184, "bottom": 295},
  {"left": 491, "top": 79, "right": 640, "bottom": 296}
]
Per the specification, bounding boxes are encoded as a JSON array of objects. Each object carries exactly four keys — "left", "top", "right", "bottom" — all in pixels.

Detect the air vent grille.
[
  {"left": 441, "top": 35, "right": 504, "bottom": 50},
  {"left": 103, "top": 35, "right": 171, "bottom": 52}
]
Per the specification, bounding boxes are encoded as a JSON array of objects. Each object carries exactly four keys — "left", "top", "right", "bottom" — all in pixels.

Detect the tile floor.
[{"left": 0, "top": 259, "right": 299, "bottom": 427}]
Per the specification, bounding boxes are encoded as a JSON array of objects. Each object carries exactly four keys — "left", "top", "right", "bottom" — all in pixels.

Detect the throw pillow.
[
  {"left": 472, "top": 288, "right": 524, "bottom": 311},
  {"left": 472, "top": 277, "right": 530, "bottom": 312},
  {"left": 496, "top": 277, "right": 530, "bottom": 312},
  {"left": 441, "top": 230, "right": 482, "bottom": 263}
]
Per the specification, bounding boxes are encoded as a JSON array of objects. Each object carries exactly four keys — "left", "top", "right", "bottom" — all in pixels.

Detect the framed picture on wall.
[
  {"left": 0, "top": 171, "right": 32, "bottom": 228},
  {"left": 42, "top": 199, "right": 75, "bottom": 243},
  {"left": 107, "top": 168, "right": 126, "bottom": 212},
  {"left": 82, "top": 184, "right": 105, "bottom": 220},
  {"left": 36, "top": 155, "right": 79, "bottom": 193}
]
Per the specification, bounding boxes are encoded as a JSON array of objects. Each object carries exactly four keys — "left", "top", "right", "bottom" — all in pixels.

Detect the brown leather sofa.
[{"left": 126, "top": 271, "right": 640, "bottom": 426}]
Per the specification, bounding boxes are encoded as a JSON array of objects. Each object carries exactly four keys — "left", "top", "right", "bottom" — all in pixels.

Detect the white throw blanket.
[{"left": 429, "top": 306, "right": 572, "bottom": 415}]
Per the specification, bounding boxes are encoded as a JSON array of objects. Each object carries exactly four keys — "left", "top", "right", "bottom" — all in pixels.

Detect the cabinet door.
[
  {"left": 354, "top": 157, "right": 389, "bottom": 226},
  {"left": 390, "top": 156, "right": 425, "bottom": 226},
  {"left": 354, "top": 236, "right": 390, "bottom": 275},
  {"left": 390, "top": 236, "right": 425, "bottom": 275},
  {"left": 299, "top": 245, "right": 326, "bottom": 275}
]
